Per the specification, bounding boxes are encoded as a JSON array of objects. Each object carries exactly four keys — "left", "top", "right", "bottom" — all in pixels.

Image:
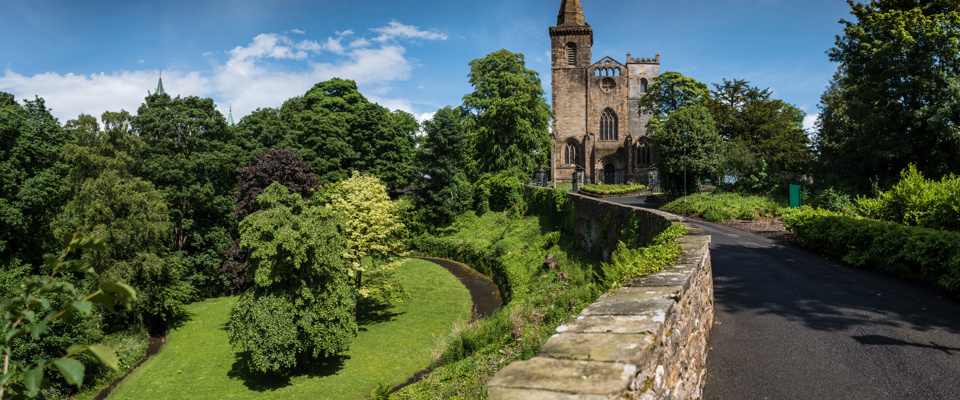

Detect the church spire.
[
  {"left": 156, "top": 69, "right": 166, "bottom": 96},
  {"left": 557, "top": 0, "right": 587, "bottom": 27},
  {"left": 227, "top": 106, "right": 235, "bottom": 127}
]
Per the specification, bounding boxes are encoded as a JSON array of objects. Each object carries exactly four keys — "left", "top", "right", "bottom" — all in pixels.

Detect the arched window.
[
  {"left": 640, "top": 78, "right": 648, "bottom": 93},
  {"left": 564, "top": 142, "right": 578, "bottom": 165},
  {"left": 599, "top": 108, "right": 618, "bottom": 141},
  {"left": 615, "top": 68, "right": 621, "bottom": 76},
  {"left": 638, "top": 141, "right": 651, "bottom": 165},
  {"left": 566, "top": 43, "right": 577, "bottom": 66}
]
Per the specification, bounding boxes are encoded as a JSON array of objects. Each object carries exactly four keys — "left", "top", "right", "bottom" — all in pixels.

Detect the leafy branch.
[{"left": 0, "top": 233, "right": 137, "bottom": 399}]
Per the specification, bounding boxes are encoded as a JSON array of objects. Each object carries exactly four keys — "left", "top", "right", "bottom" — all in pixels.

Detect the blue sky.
[{"left": 1, "top": 0, "right": 853, "bottom": 132}]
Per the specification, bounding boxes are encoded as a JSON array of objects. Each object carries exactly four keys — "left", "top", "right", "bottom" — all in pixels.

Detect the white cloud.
[
  {"left": 291, "top": 29, "right": 305, "bottom": 35},
  {"left": 803, "top": 113, "right": 819, "bottom": 136},
  {"left": 372, "top": 21, "right": 447, "bottom": 42},
  {"left": 1, "top": 21, "right": 445, "bottom": 123},
  {"left": 0, "top": 69, "right": 210, "bottom": 123},
  {"left": 416, "top": 111, "right": 436, "bottom": 123}
]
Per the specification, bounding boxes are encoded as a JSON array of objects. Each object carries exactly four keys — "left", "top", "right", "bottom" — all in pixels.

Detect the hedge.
[
  {"left": 579, "top": 183, "right": 646, "bottom": 196},
  {"left": 783, "top": 208, "right": 960, "bottom": 293}
]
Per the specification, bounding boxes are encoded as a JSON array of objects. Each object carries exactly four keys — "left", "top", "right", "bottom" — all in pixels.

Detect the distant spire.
[
  {"left": 156, "top": 68, "right": 166, "bottom": 96},
  {"left": 227, "top": 106, "right": 235, "bottom": 127},
  {"left": 557, "top": 0, "right": 586, "bottom": 27}
]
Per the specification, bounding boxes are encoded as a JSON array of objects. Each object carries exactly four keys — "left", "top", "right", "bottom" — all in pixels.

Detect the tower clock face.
[{"left": 601, "top": 77, "right": 616, "bottom": 93}]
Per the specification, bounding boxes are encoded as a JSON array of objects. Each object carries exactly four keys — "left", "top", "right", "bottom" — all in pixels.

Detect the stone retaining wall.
[{"left": 488, "top": 194, "right": 713, "bottom": 399}]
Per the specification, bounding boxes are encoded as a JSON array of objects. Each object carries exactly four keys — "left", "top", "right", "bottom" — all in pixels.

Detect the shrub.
[
  {"left": 662, "top": 193, "right": 779, "bottom": 221},
  {"left": 783, "top": 207, "right": 960, "bottom": 293},
  {"left": 579, "top": 184, "right": 646, "bottom": 196},
  {"left": 853, "top": 164, "right": 960, "bottom": 231}
]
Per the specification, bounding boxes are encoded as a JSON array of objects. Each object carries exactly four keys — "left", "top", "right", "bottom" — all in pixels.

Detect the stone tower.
[{"left": 549, "top": 0, "right": 660, "bottom": 185}]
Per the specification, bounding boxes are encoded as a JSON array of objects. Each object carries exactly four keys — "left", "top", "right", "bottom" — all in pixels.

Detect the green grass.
[
  {"left": 103, "top": 258, "right": 472, "bottom": 399},
  {"left": 661, "top": 192, "right": 781, "bottom": 221}
]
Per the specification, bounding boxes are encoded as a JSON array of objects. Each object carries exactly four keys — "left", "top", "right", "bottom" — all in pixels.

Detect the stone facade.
[
  {"left": 550, "top": 0, "right": 660, "bottom": 187},
  {"left": 488, "top": 192, "right": 714, "bottom": 399}
]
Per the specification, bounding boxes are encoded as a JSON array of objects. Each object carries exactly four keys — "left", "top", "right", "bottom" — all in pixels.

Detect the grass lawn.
[{"left": 103, "top": 258, "right": 472, "bottom": 399}]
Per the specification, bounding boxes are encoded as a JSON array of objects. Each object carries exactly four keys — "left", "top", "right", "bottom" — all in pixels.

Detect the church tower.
[{"left": 550, "top": 0, "right": 593, "bottom": 183}]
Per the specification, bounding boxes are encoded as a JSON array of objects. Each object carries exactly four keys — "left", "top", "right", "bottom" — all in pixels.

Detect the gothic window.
[
  {"left": 564, "top": 142, "right": 579, "bottom": 165},
  {"left": 638, "top": 141, "right": 651, "bottom": 165},
  {"left": 566, "top": 43, "right": 577, "bottom": 66},
  {"left": 640, "top": 78, "right": 648, "bottom": 93},
  {"left": 599, "top": 108, "right": 618, "bottom": 141}
]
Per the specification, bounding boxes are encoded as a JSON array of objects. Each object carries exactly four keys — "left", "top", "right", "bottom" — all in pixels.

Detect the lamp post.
[{"left": 683, "top": 130, "right": 688, "bottom": 203}]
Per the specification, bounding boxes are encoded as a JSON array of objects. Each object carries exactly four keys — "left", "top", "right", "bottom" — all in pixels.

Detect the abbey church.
[{"left": 550, "top": 0, "right": 659, "bottom": 185}]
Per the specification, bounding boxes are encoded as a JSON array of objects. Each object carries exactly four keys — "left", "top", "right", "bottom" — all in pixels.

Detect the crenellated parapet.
[{"left": 626, "top": 52, "right": 660, "bottom": 65}]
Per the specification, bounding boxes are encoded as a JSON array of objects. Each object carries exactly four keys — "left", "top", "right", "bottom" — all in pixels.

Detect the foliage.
[
  {"left": 579, "top": 183, "right": 646, "bottom": 196},
  {"left": 0, "top": 233, "right": 136, "bottom": 399},
  {"left": 221, "top": 148, "right": 320, "bottom": 293},
  {"left": 804, "top": 186, "right": 856, "bottom": 213},
  {"left": 662, "top": 193, "right": 781, "bottom": 221},
  {"left": 54, "top": 170, "right": 188, "bottom": 333},
  {"left": 650, "top": 105, "right": 723, "bottom": 197},
  {"left": 413, "top": 107, "right": 474, "bottom": 227},
  {"left": 782, "top": 207, "right": 960, "bottom": 293},
  {"left": 106, "top": 260, "right": 470, "bottom": 399},
  {"left": 638, "top": 71, "right": 711, "bottom": 119},
  {"left": 816, "top": 0, "right": 960, "bottom": 193},
  {"left": 275, "top": 79, "right": 419, "bottom": 190},
  {"left": 133, "top": 92, "right": 247, "bottom": 297},
  {"left": 228, "top": 183, "right": 356, "bottom": 374},
  {"left": 853, "top": 164, "right": 960, "bottom": 231},
  {"left": 0, "top": 93, "right": 73, "bottom": 268},
  {"left": 462, "top": 49, "right": 552, "bottom": 175},
  {"left": 705, "top": 79, "right": 812, "bottom": 186},
  {"left": 399, "top": 200, "right": 685, "bottom": 399},
  {"left": 319, "top": 172, "right": 407, "bottom": 302},
  {"left": 599, "top": 224, "right": 688, "bottom": 289}
]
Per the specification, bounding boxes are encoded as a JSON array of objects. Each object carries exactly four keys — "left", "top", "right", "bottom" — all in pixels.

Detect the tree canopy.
[
  {"left": 650, "top": 105, "right": 723, "bottom": 197},
  {"left": 704, "top": 79, "right": 812, "bottom": 189},
  {"left": 228, "top": 183, "right": 355, "bottom": 373},
  {"left": 463, "top": 49, "right": 552, "bottom": 175},
  {"left": 817, "top": 0, "right": 960, "bottom": 192},
  {"left": 414, "top": 107, "right": 474, "bottom": 226},
  {"left": 638, "top": 71, "right": 711, "bottom": 120}
]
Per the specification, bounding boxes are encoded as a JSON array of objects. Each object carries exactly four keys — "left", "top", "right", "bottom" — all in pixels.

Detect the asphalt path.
[{"left": 607, "top": 195, "right": 960, "bottom": 399}]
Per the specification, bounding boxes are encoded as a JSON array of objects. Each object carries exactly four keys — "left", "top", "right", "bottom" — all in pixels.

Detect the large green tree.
[
  {"left": 414, "top": 106, "right": 474, "bottom": 226},
  {"left": 277, "top": 79, "right": 418, "bottom": 190},
  {"left": 0, "top": 93, "right": 73, "bottom": 267},
  {"left": 228, "top": 183, "right": 355, "bottom": 373},
  {"left": 650, "top": 106, "right": 723, "bottom": 197},
  {"left": 320, "top": 172, "right": 407, "bottom": 302},
  {"left": 638, "top": 71, "right": 711, "bottom": 123},
  {"left": 132, "top": 92, "right": 247, "bottom": 296},
  {"left": 704, "top": 79, "right": 812, "bottom": 189},
  {"left": 462, "top": 49, "right": 552, "bottom": 175},
  {"left": 818, "top": 0, "right": 960, "bottom": 192}
]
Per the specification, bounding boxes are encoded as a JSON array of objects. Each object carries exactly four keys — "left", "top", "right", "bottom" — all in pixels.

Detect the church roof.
[{"left": 557, "top": 0, "right": 587, "bottom": 27}]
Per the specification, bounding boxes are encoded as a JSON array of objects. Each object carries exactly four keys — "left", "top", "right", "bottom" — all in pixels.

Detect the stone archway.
[{"left": 596, "top": 156, "right": 623, "bottom": 185}]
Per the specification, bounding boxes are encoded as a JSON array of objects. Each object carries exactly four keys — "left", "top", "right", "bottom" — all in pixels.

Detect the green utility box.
[{"left": 789, "top": 184, "right": 801, "bottom": 208}]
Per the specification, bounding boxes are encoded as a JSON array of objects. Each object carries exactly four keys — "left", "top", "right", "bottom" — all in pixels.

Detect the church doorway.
[{"left": 603, "top": 164, "right": 616, "bottom": 184}]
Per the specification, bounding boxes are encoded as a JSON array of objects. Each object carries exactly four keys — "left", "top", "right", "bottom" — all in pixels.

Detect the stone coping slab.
[{"left": 488, "top": 221, "right": 712, "bottom": 399}]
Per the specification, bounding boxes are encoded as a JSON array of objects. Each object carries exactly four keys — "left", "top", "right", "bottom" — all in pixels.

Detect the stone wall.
[
  {"left": 488, "top": 193, "right": 713, "bottom": 399},
  {"left": 566, "top": 192, "right": 672, "bottom": 262}
]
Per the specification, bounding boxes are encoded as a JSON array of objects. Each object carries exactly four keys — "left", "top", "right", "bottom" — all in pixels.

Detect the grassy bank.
[
  {"left": 102, "top": 258, "right": 471, "bottom": 399},
  {"left": 661, "top": 192, "right": 781, "bottom": 221}
]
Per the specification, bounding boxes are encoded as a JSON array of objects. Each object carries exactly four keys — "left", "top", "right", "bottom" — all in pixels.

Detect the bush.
[
  {"left": 661, "top": 193, "right": 780, "bottom": 221},
  {"left": 853, "top": 164, "right": 960, "bottom": 231},
  {"left": 599, "top": 224, "right": 688, "bottom": 288},
  {"left": 782, "top": 207, "right": 960, "bottom": 293},
  {"left": 579, "top": 184, "right": 646, "bottom": 196}
]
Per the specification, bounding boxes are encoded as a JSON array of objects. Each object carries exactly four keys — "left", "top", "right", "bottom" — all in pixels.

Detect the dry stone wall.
[{"left": 488, "top": 193, "right": 713, "bottom": 399}]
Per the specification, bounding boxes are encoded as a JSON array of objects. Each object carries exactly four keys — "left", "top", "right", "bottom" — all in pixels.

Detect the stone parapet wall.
[
  {"left": 489, "top": 194, "right": 713, "bottom": 399},
  {"left": 566, "top": 192, "right": 673, "bottom": 262}
]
